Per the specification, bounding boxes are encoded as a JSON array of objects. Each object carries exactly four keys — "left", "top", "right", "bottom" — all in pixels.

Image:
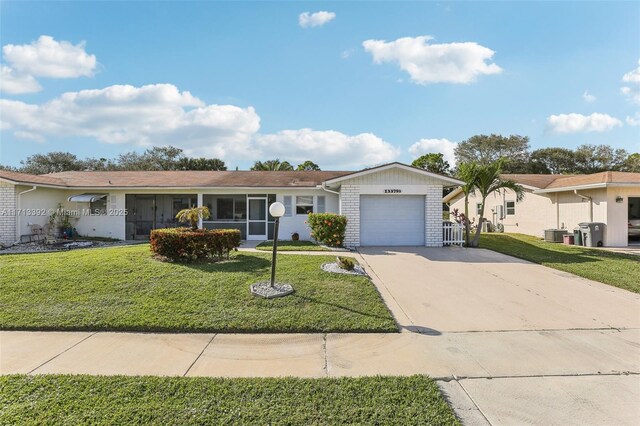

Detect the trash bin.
[
  {"left": 578, "top": 222, "right": 606, "bottom": 247},
  {"left": 573, "top": 228, "right": 582, "bottom": 246},
  {"left": 563, "top": 234, "right": 574, "bottom": 245}
]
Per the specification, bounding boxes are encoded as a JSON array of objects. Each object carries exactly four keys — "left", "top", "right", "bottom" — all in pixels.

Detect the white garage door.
[{"left": 360, "top": 195, "right": 425, "bottom": 246}]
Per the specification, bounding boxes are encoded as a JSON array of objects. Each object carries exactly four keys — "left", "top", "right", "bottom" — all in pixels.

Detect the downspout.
[
  {"left": 320, "top": 183, "right": 340, "bottom": 213},
  {"left": 574, "top": 190, "right": 593, "bottom": 222},
  {"left": 14, "top": 185, "right": 37, "bottom": 244}
]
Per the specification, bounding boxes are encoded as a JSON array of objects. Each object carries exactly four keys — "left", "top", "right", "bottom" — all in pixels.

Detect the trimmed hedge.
[
  {"left": 307, "top": 213, "right": 347, "bottom": 247},
  {"left": 150, "top": 228, "right": 241, "bottom": 262}
]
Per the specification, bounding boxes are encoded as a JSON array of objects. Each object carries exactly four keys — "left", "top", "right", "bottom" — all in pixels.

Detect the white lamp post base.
[{"left": 250, "top": 281, "right": 294, "bottom": 299}]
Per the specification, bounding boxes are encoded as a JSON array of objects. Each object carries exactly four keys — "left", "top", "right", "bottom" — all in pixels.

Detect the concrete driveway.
[{"left": 358, "top": 246, "right": 640, "bottom": 426}]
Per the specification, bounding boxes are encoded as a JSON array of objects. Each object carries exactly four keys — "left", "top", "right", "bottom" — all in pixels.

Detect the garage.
[{"left": 360, "top": 195, "right": 425, "bottom": 246}]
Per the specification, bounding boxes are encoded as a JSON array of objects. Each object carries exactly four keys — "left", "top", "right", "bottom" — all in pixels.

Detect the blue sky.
[{"left": 1, "top": 1, "right": 639, "bottom": 170}]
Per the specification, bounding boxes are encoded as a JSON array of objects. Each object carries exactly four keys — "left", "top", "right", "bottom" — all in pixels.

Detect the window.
[
  {"left": 476, "top": 203, "right": 483, "bottom": 215},
  {"left": 296, "top": 196, "right": 314, "bottom": 214},
  {"left": 216, "top": 198, "right": 234, "bottom": 219},
  {"left": 283, "top": 196, "right": 292, "bottom": 216},
  {"left": 90, "top": 197, "right": 107, "bottom": 215},
  {"left": 317, "top": 196, "right": 326, "bottom": 213},
  {"left": 506, "top": 201, "right": 516, "bottom": 215},
  {"left": 173, "top": 197, "right": 197, "bottom": 218}
]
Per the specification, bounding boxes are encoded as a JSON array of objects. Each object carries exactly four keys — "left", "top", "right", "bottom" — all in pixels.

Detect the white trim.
[{"left": 324, "top": 162, "right": 463, "bottom": 186}]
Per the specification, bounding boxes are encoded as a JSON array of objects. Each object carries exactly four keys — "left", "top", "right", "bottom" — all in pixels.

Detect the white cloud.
[
  {"left": 0, "top": 84, "right": 261, "bottom": 158},
  {"left": 3, "top": 35, "right": 96, "bottom": 78},
  {"left": 546, "top": 113, "right": 622, "bottom": 134},
  {"left": 0, "top": 83, "right": 400, "bottom": 168},
  {"left": 362, "top": 36, "right": 502, "bottom": 85},
  {"left": 621, "top": 59, "right": 640, "bottom": 104},
  {"left": 252, "top": 129, "right": 399, "bottom": 169},
  {"left": 626, "top": 112, "right": 640, "bottom": 127},
  {"left": 0, "top": 65, "right": 41, "bottom": 94},
  {"left": 298, "top": 11, "right": 336, "bottom": 28},
  {"left": 582, "top": 90, "right": 596, "bottom": 103},
  {"left": 623, "top": 60, "right": 640, "bottom": 84},
  {"left": 408, "top": 138, "right": 457, "bottom": 165}
]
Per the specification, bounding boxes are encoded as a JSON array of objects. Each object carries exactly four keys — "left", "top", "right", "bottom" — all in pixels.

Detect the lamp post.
[
  {"left": 268, "top": 202, "right": 285, "bottom": 288},
  {"left": 249, "top": 202, "right": 294, "bottom": 298}
]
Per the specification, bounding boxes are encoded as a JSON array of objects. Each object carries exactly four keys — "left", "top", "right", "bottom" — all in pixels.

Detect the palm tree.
[
  {"left": 456, "top": 162, "right": 480, "bottom": 247},
  {"left": 251, "top": 159, "right": 294, "bottom": 171},
  {"left": 175, "top": 206, "right": 210, "bottom": 230},
  {"left": 469, "top": 159, "right": 524, "bottom": 247}
]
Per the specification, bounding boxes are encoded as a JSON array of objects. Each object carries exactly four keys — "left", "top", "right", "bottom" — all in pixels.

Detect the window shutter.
[
  {"left": 317, "top": 196, "right": 326, "bottom": 213},
  {"left": 283, "top": 196, "right": 292, "bottom": 216}
]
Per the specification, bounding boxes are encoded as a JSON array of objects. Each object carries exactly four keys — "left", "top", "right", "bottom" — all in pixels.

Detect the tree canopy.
[
  {"left": 411, "top": 153, "right": 451, "bottom": 175},
  {"left": 3, "top": 146, "right": 227, "bottom": 173},
  {"left": 296, "top": 160, "right": 321, "bottom": 171},
  {"left": 250, "top": 159, "right": 294, "bottom": 171}
]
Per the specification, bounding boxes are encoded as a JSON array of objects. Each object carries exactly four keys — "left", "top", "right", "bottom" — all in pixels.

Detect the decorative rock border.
[{"left": 321, "top": 262, "right": 368, "bottom": 276}]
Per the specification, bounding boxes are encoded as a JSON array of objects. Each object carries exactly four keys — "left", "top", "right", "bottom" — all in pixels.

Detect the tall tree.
[
  {"left": 117, "top": 146, "right": 185, "bottom": 171},
  {"left": 411, "top": 153, "right": 451, "bottom": 175},
  {"left": 455, "top": 134, "right": 530, "bottom": 173},
  {"left": 621, "top": 153, "right": 640, "bottom": 172},
  {"left": 574, "top": 144, "right": 628, "bottom": 173},
  {"left": 296, "top": 160, "right": 321, "bottom": 171},
  {"left": 19, "top": 152, "right": 85, "bottom": 174},
  {"left": 177, "top": 157, "right": 227, "bottom": 171},
  {"left": 528, "top": 148, "right": 576, "bottom": 174},
  {"left": 469, "top": 159, "right": 524, "bottom": 247},
  {"left": 456, "top": 162, "right": 480, "bottom": 247},
  {"left": 251, "top": 159, "right": 294, "bottom": 171}
]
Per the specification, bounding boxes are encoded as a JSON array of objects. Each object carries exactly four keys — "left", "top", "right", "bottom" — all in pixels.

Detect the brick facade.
[
  {"left": 0, "top": 181, "right": 17, "bottom": 244},
  {"left": 425, "top": 185, "right": 443, "bottom": 247},
  {"left": 340, "top": 185, "right": 361, "bottom": 247},
  {"left": 339, "top": 183, "right": 444, "bottom": 248}
]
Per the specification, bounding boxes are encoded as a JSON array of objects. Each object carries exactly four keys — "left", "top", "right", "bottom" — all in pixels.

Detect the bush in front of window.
[
  {"left": 150, "top": 227, "right": 241, "bottom": 262},
  {"left": 306, "top": 213, "right": 347, "bottom": 247}
]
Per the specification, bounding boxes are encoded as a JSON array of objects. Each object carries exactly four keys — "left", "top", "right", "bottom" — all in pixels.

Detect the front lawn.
[
  {"left": 0, "top": 245, "right": 396, "bottom": 332},
  {"left": 0, "top": 375, "right": 459, "bottom": 425},
  {"left": 480, "top": 233, "right": 640, "bottom": 293},
  {"left": 255, "top": 240, "right": 330, "bottom": 251}
]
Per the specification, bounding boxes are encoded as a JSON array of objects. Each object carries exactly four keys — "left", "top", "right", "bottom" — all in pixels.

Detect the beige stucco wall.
[
  {"left": 606, "top": 187, "right": 640, "bottom": 247},
  {"left": 449, "top": 185, "right": 640, "bottom": 246},
  {"left": 449, "top": 188, "right": 556, "bottom": 238}
]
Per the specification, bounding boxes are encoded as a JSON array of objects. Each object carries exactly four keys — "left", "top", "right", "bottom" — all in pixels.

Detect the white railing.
[{"left": 443, "top": 222, "right": 465, "bottom": 246}]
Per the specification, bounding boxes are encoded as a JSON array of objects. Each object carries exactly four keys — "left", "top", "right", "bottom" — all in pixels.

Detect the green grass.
[
  {"left": 0, "top": 375, "right": 459, "bottom": 425},
  {"left": 255, "top": 240, "right": 330, "bottom": 251},
  {"left": 0, "top": 245, "right": 396, "bottom": 332},
  {"left": 480, "top": 233, "right": 640, "bottom": 293}
]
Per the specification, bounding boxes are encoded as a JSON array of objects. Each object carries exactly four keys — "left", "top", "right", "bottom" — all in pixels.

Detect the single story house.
[
  {"left": 0, "top": 162, "right": 462, "bottom": 247},
  {"left": 444, "top": 171, "right": 640, "bottom": 247}
]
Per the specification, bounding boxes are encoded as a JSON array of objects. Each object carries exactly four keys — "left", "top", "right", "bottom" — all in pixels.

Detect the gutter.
[
  {"left": 574, "top": 190, "right": 593, "bottom": 222},
  {"left": 320, "top": 183, "right": 341, "bottom": 214},
  {"left": 14, "top": 186, "right": 37, "bottom": 244}
]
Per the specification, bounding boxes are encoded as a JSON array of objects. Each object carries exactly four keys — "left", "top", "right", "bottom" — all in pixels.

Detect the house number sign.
[{"left": 384, "top": 189, "right": 402, "bottom": 193}]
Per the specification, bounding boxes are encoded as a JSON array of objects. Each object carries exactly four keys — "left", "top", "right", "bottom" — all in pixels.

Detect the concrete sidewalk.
[
  {"left": 2, "top": 328, "right": 639, "bottom": 425},
  {"left": 3, "top": 328, "right": 638, "bottom": 378}
]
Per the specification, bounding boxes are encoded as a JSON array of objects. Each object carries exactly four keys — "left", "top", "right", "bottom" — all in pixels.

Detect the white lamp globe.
[{"left": 269, "top": 202, "right": 286, "bottom": 218}]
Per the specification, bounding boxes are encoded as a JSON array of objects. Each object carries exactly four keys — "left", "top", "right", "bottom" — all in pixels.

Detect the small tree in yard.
[
  {"left": 456, "top": 162, "right": 480, "bottom": 247},
  {"left": 469, "top": 159, "right": 524, "bottom": 247},
  {"left": 175, "top": 207, "right": 210, "bottom": 230}
]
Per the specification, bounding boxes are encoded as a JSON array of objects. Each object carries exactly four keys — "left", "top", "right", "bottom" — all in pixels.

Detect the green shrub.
[
  {"left": 150, "top": 228, "right": 241, "bottom": 262},
  {"left": 337, "top": 256, "right": 356, "bottom": 271},
  {"left": 306, "top": 213, "right": 347, "bottom": 247}
]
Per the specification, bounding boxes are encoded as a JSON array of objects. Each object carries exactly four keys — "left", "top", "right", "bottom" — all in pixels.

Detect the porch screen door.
[{"left": 247, "top": 197, "right": 267, "bottom": 240}]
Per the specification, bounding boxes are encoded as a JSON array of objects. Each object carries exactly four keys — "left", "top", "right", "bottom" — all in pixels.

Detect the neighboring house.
[
  {"left": 444, "top": 171, "right": 640, "bottom": 247},
  {"left": 0, "top": 162, "right": 462, "bottom": 247}
]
